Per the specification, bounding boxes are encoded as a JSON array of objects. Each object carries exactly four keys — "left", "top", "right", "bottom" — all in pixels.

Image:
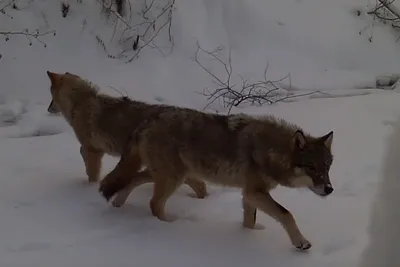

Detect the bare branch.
[
  {"left": 367, "top": 0, "right": 398, "bottom": 21},
  {"left": 96, "top": 0, "right": 176, "bottom": 61},
  {"left": 0, "top": 29, "right": 56, "bottom": 46},
  {"left": 365, "top": 0, "right": 400, "bottom": 42},
  {"left": 0, "top": 0, "right": 55, "bottom": 46},
  {"left": 0, "top": 0, "right": 13, "bottom": 13},
  {"left": 194, "top": 42, "right": 321, "bottom": 114},
  {"left": 0, "top": 0, "right": 15, "bottom": 19},
  {"left": 142, "top": 0, "right": 155, "bottom": 20}
]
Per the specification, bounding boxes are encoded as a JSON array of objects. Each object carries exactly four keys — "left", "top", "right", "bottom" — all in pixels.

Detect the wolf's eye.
[{"left": 306, "top": 165, "right": 316, "bottom": 172}]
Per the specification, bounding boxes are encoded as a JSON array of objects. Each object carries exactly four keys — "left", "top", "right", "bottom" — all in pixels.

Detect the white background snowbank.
[{"left": 3, "top": 0, "right": 400, "bottom": 104}]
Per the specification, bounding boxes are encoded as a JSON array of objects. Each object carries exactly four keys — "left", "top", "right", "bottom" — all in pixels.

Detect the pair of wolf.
[{"left": 46, "top": 71, "right": 335, "bottom": 251}]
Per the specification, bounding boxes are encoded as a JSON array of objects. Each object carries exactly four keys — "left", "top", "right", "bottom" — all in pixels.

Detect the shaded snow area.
[{"left": 2, "top": 0, "right": 400, "bottom": 266}]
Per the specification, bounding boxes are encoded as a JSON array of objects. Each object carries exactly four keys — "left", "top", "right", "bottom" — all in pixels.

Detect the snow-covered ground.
[
  {"left": 2, "top": 0, "right": 400, "bottom": 266},
  {"left": 1, "top": 91, "right": 399, "bottom": 267}
]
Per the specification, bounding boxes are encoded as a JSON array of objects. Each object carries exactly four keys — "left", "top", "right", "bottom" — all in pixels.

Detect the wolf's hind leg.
[{"left": 80, "top": 146, "right": 104, "bottom": 183}]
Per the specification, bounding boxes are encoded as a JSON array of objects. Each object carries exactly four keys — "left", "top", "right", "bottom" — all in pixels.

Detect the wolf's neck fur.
[
  {"left": 57, "top": 78, "right": 100, "bottom": 123},
  {"left": 241, "top": 114, "right": 311, "bottom": 185}
]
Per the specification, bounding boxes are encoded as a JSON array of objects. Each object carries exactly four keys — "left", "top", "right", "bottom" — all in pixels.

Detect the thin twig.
[
  {"left": 194, "top": 42, "right": 321, "bottom": 114},
  {"left": 97, "top": 0, "right": 175, "bottom": 61},
  {"left": 142, "top": 0, "right": 155, "bottom": 20},
  {"left": 367, "top": 0, "right": 400, "bottom": 26},
  {"left": 0, "top": 0, "right": 13, "bottom": 13},
  {"left": 0, "top": 29, "right": 56, "bottom": 46}
]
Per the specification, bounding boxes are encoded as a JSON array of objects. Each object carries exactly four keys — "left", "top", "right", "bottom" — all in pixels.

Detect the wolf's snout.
[
  {"left": 47, "top": 100, "right": 60, "bottom": 114},
  {"left": 324, "top": 184, "right": 334, "bottom": 195},
  {"left": 309, "top": 183, "right": 333, "bottom": 197},
  {"left": 47, "top": 105, "right": 54, "bottom": 113}
]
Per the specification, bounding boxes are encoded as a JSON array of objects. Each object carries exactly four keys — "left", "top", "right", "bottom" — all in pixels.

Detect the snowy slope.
[
  {"left": 2, "top": 0, "right": 400, "bottom": 266},
  {"left": 2, "top": 0, "right": 400, "bottom": 105}
]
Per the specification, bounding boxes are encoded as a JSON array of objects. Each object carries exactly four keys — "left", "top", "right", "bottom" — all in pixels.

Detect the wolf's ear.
[
  {"left": 319, "top": 131, "right": 333, "bottom": 149},
  {"left": 65, "top": 72, "right": 80, "bottom": 79},
  {"left": 292, "top": 130, "right": 307, "bottom": 150},
  {"left": 46, "top": 71, "right": 60, "bottom": 85}
]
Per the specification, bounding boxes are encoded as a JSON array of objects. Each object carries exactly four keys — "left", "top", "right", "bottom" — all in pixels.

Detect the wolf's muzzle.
[
  {"left": 310, "top": 183, "right": 334, "bottom": 197},
  {"left": 324, "top": 184, "right": 334, "bottom": 195},
  {"left": 47, "top": 100, "right": 59, "bottom": 114}
]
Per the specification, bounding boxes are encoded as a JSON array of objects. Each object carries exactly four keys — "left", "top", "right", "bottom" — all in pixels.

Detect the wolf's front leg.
[
  {"left": 242, "top": 197, "right": 257, "bottom": 229},
  {"left": 150, "top": 173, "right": 185, "bottom": 222},
  {"left": 80, "top": 146, "right": 104, "bottom": 183},
  {"left": 243, "top": 190, "right": 311, "bottom": 250}
]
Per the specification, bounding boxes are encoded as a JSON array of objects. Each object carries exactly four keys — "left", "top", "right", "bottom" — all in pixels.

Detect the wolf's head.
[
  {"left": 46, "top": 71, "right": 83, "bottom": 114},
  {"left": 291, "top": 130, "right": 334, "bottom": 197}
]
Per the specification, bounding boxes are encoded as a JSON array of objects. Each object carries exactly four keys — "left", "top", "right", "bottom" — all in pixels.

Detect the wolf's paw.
[
  {"left": 187, "top": 192, "right": 208, "bottom": 199},
  {"left": 111, "top": 197, "right": 126, "bottom": 208},
  {"left": 162, "top": 213, "right": 178, "bottom": 222},
  {"left": 195, "top": 189, "right": 208, "bottom": 199},
  {"left": 253, "top": 223, "right": 265, "bottom": 230},
  {"left": 154, "top": 213, "right": 178, "bottom": 222},
  {"left": 88, "top": 177, "right": 99, "bottom": 183},
  {"left": 242, "top": 222, "right": 265, "bottom": 230},
  {"left": 293, "top": 237, "right": 312, "bottom": 251},
  {"left": 98, "top": 183, "right": 116, "bottom": 201}
]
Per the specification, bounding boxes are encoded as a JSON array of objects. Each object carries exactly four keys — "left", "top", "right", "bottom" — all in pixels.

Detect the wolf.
[
  {"left": 45, "top": 71, "right": 208, "bottom": 204},
  {"left": 98, "top": 106, "right": 334, "bottom": 250}
]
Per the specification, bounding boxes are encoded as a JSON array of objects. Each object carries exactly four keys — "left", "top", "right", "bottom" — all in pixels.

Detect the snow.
[
  {"left": 1, "top": 92, "right": 399, "bottom": 267},
  {"left": 1, "top": 0, "right": 400, "bottom": 266}
]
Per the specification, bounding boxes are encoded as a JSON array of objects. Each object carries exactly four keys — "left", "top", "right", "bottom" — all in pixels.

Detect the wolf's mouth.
[
  {"left": 47, "top": 101, "right": 61, "bottom": 114},
  {"left": 309, "top": 184, "right": 333, "bottom": 197}
]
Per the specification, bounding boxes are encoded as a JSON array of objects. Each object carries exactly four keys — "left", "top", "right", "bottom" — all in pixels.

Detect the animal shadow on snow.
[{"left": 60, "top": 179, "right": 167, "bottom": 221}]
